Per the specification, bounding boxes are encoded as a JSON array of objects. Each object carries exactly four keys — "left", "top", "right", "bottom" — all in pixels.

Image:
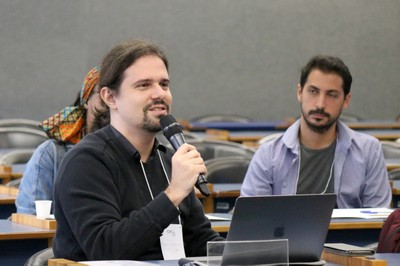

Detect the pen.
[{"left": 360, "top": 211, "right": 378, "bottom": 214}]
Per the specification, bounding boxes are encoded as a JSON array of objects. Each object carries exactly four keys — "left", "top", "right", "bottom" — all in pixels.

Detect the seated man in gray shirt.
[{"left": 241, "top": 55, "right": 391, "bottom": 208}]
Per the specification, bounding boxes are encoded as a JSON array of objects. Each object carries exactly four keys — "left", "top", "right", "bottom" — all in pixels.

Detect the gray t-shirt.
[{"left": 296, "top": 140, "right": 336, "bottom": 194}]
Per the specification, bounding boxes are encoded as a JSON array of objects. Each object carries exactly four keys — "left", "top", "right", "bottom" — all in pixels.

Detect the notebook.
[{"left": 224, "top": 194, "right": 337, "bottom": 264}]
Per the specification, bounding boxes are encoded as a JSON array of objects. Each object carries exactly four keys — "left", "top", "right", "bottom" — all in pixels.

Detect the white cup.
[{"left": 34, "top": 200, "right": 52, "bottom": 219}]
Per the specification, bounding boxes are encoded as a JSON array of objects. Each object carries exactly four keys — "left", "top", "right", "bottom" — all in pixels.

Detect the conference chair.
[
  {"left": 187, "top": 139, "right": 255, "bottom": 161},
  {"left": 381, "top": 141, "right": 400, "bottom": 159},
  {"left": 339, "top": 113, "right": 364, "bottom": 122},
  {"left": 0, "top": 127, "right": 48, "bottom": 149},
  {"left": 156, "top": 130, "right": 201, "bottom": 150},
  {"left": 189, "top": 114, "right": 253, "bottom": 123},
  {"left": 0, "top": 118, "right": 41, "bottom": 130},
  {"left": 389, "top": 168, "right": 400, "bottom": 208},
  {"left": 205, "top": 156, "right": 252, "bottom": 184},
  {"left": 389, "top": 169, "right": 400, "bottom": 180},
  {"left": 24, "top": 247, "right": 54, "bottom": 266},
  {"left": 204, "top": 156, "right": 251, "bottom": 213},
  {"left": 182, "top": 130, "right": 201, "bottom": 140},
  {"left": 0, "top": 148, "right": 35, "bottom": 165}
]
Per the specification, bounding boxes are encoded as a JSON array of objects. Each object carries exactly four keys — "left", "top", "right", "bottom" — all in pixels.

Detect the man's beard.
[
  {"left": 301, "top": 107, "right": 339, "bottom": 134},
  {"left": 141, "top": 101, "right": 170, "bottom": 133}
]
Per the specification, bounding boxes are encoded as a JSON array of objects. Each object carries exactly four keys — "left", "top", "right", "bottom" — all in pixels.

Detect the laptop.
[{"left": 223, "top": 194, "right": 336, "bottom": 264}]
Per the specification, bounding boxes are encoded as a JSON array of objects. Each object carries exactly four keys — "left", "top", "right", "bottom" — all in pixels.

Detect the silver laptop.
[{"left": 225, "top": 194, "right": 336, "bottom": 264}]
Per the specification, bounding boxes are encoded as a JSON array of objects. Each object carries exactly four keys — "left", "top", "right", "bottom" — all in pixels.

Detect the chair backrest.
[
  {"left": 389, "top": 169, "right": 400, "bottom": 180},
  {"left": 0, "top": 148, "right": 35, "bottom": 165},
  {"left": 182, "top": 130, "right": 201, "bottom": 140},
  {"left": 0, "top": 127, "right": 48, "bottom": 149},
  {"left": 5, "top": 178, "right": 22, "bottom": 188},
  {"left": 189, "top": 114, "right": 253, "bottom": 123},
  {"left": 24, "top": 247, "right": 54, "bottom": 266},
  {"left": 0, "top": 118, "right": 41, "bottom": 130},
  {"left": 187, "top": 139, "right": 255, "bottom": 161},
  {"left": 339, "top": 113, "right": 364, "bottom": 122},
  {"left": 381, "top": 141, "right": 400, "bottom": 159},
  {"left": 205, "top": 156, "right": 252, "bottom": 183},
  {"left": 156, "top": 130, "right": 201, "bottom": 150}
]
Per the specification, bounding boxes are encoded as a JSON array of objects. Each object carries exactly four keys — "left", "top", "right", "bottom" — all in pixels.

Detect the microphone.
[{"left": 160, "top": 115, "right": 211, "bottom": 197}]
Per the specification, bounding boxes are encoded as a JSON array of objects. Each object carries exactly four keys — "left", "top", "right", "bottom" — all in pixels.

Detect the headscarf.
[{"left": 41, "top": 67, "right": 100, "bottom": 144}]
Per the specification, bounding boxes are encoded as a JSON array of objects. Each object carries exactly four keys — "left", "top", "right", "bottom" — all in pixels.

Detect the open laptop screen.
[{"left": 226, "top": 194, "right": 336, "bottom": 263}]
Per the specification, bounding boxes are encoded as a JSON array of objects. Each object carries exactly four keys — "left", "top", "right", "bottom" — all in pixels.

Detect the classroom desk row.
[
  {"left": 209, "top": 212, "right": 384, "bottom": 246},
  {"left": 186, "top": 120, "right": 400, "bottom": 132},
  {"left": 0, "top": 216, "right": 55, "bottom": 266},
  {"left": 0, "top": 158, "right": 399, "bottom": 189},
  {"left": 1, "top": 156, "right": 399, "bottom": 182},
  {"left": 199, "top": 128, "right": 400, "bottom": 146},
  {"left": 0, "top": 213, "right": 392, "bottom": 266},
  {"left": 197, "top": 181, "right": 400, "bottom": 213},
  {"left": 1, "top": 179, "right": 399, "bottom": 220}
]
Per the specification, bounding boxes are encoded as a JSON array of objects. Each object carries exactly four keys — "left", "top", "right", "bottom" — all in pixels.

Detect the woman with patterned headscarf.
[{"left": 16, "top": 67, "right": 103, "bottom": 215}]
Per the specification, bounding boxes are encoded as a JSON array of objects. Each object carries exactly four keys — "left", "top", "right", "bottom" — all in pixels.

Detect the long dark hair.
[{"left": 94, "top": 40, "right": 169, "bottom": 128}]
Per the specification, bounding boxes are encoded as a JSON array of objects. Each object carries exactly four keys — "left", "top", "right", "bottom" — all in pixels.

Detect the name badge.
[{"left": 160, "top": 224, "right": 186, "bottom": 259}]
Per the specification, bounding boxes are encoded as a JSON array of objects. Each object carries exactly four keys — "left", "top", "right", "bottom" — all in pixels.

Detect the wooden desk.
[
  {"left": 385, "top": 159, "right": 400, "bottom": 171},
  {"left": 198, "top": 182, "right": 400, "bottom": 213},
  {"left": 346, "top": 121, "right": 400, "bottom": 130},
  {"left": 210, "top": 215, "right": 384, "bottom": 233},
  {"left": 188, "top": 121, "right": 288, "bottom": 132},
  {"left": 362, "top": 129, "right": 400, "bottom": 141},
  {"left": 0, "top": 219, "right": 55, "bottom": 265},
  {"left": 188, "top": 120, "right": 400, "bottom": 132},
  {"left": 227, "top": 129, "right": 400, "bottom": 147},
  {"left": 210, "top": 214, "right": 384, "bottom": 246},
  {"left": 0, "top": 164, "right": 23, "bottom": 184},
  {"left": 322, "top": 251, "right": 388, "bottom": 266},
  {"left": 196, "top": 184, "right": 241, "bottom": 213},
  {"left": 0, "top": 172, "right": 22, "bottom": 184}
]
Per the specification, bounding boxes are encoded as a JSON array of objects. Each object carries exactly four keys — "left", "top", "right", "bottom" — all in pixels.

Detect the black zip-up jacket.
[{"left": 53, "top": 125, "right": 222, "bottom": 261}]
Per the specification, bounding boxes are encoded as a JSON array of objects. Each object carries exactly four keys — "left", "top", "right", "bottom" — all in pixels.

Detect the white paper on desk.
[
  {"left": 80, "top": 261, "right": 158, "bottom": 266},
  {"left": 332, "top": 208, "right": 394, "bottom": 219},
  {"left": 205, "top": 214, "right": 231, "bottom": 221}
]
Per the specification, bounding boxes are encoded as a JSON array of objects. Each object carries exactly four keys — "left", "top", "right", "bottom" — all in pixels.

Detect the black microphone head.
[
  {"left": 160, "top": 114, "right": 176, "bottom": 129},
  {"left": 160, "top": 115, "right": 183, "bottom": 140}
]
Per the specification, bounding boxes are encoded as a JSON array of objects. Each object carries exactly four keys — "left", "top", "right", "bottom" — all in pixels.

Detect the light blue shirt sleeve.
[{"left": 16, "top": 139, "right": 68, "bottom": 214}]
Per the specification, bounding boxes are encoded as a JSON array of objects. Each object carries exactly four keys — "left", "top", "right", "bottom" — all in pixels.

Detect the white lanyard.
[
  {"left": 140, "top": 150, "right": 186, "bottom": 259},
  {"left": 139, "top": 150, "right": 181, "bottom": 224}
]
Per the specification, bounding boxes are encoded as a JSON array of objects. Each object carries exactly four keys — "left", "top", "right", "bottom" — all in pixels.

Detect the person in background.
[
  {"left": 16, "top": 67, "right": 101, "bottom": 214},
  {"left": 53, "top": 40, "right": 222, "bottom": 261},
  {"left": 241, "top": 55, "right": 392, "bottom": 208}
]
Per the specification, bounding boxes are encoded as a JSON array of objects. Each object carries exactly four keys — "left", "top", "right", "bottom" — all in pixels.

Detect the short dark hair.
[
  {"left": 300, "top": 55, "right": 352, "bottom": 96},
  {"left": 94, "top": 40, "right": 169, "bottom": 128}
]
